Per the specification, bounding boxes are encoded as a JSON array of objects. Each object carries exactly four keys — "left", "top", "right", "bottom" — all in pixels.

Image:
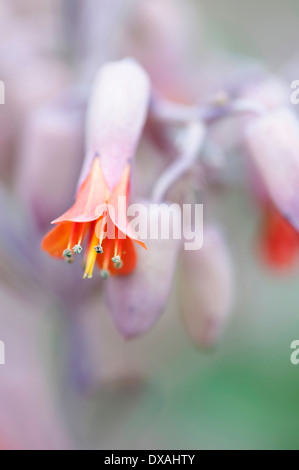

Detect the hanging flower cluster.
[{"left": 40, "top": 50, "right": 299, "bottom": 343}]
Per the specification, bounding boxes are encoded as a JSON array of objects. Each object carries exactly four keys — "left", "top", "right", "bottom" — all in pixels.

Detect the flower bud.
[
  {"left": 81, "top": 58, "right": 151, "bottom": 191},
  {"left": 15, "top": 103, "right": 84, "bottom": 231},
  {"left": 181, "top": 225, "right": 234, "bottom": 348},
  {"left": 105, "top": 202, "right": 182, "bottom": 338},
  {"left": 244, "top": 108, "right": 299, "bottom": 231}
]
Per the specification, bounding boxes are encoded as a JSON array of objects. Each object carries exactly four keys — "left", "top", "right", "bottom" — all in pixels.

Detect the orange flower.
[
  {"left": 259, "top": 206, "right": 299, "bottom": 268},
  {"left": 42, "top": 157, "right": 145, "bottom": 278},
  {"left": 41, "top": 59, "right": 150, "bottom": 278}
]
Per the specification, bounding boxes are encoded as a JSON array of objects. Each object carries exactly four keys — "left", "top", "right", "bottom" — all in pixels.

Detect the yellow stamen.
[{"left": 83, "top": 228, "right": 98, "bottom": 279}]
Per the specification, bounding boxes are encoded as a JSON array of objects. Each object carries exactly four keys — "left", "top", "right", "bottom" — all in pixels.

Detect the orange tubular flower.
[
  {"left": 42, "top": 59, "right": 150, "bottom": 279},
  {"left": 259, "top": 206, "right": 299, "bottom": 268}
]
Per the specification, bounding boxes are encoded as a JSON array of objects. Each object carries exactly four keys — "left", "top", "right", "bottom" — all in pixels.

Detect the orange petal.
[
  {"left": 108, "top": 165, "right": 147, "bottom": 249},
  {"left": 96, "top": 235, "right": 137, "bottom": 276},
  {"left": 41, "top": 222, "right": 73, "bottom": 258},
  {"left": 52, "top": 157, "right": 110, "bottom": 224}
]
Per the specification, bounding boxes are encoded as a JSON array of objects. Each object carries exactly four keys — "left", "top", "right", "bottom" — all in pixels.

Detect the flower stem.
[
  {"left": 150, "top": 95, "right": 266, "bottom": 125},
  {"left": 152, "top": 122, "right": 206, "bottom": 203}
]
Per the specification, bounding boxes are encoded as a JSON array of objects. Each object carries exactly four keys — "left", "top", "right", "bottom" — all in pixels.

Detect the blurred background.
[{"left": 1, "top": 0, "right": 299, "bottom": 450}]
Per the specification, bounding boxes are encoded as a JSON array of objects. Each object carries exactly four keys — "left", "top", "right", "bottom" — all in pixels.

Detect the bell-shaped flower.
[{"left": 42, "top": 59, "right": 150, "bottom": 279}]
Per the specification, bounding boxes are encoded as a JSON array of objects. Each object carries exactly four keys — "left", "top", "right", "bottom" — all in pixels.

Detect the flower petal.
[
  {"left": 96, "top": 231, "right": 137, "bottom": 276},
  {"left": 52, "top": 157, "right": 109, "bottom": 224},
  {"left": 107, "top": 165, "right": 147, "bottom": 248},
  {"left": 181, "top": 225, "right": 234, "bottom": 348},
  {"left": 41, "top": 222, "right": 73, "bottom": 258}
]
